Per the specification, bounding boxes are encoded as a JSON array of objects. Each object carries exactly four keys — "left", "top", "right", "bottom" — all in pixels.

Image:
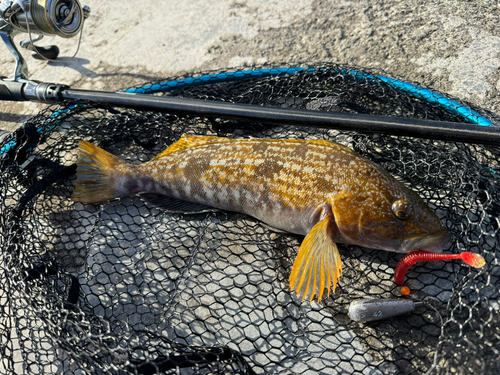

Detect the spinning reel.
[{"left": 0, "top": 0, "right": 90, "bottom": 81}]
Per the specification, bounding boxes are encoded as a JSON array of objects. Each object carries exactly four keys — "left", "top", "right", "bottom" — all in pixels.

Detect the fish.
[{"left": 73, "top": 134, "right": 451, "bottom": 302}]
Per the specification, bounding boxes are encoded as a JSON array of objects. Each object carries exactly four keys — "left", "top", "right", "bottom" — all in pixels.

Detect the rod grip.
[{"left": 0, "top": 80, "right": 26, "bottom": 101}]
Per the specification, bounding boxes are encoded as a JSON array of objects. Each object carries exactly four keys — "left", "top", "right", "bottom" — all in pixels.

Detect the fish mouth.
[{"left": 399, "top": 229, "right": 452, "bottom": 253}]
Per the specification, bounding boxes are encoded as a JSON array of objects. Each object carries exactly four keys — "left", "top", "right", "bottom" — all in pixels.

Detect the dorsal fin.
[
  {"left": 152, "top": 135, "right": 351, "bottom": 161},
  {"left": 152, "top": 134, "right": 233, "bottom": 160}
]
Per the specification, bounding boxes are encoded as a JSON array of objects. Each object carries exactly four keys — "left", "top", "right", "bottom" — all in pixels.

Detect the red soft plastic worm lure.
[{"left": 394, "top": 250, "right": 486, "bottom": 285}]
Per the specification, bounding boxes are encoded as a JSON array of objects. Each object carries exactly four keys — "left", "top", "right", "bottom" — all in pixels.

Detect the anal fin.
[
  {"left": 289, "top": 211, "right": 342, "bottom": 303},
  {"left": 140, "top": 193, "right": 220, "bottom": 214}
]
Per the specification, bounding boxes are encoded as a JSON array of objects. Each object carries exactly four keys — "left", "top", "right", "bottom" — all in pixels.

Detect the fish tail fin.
[
  {"left": 289, "top": 214, "right": 342, "bottom": 303},
  {"left": 73, "top": 141, "right": 129, "bottom": 203}
]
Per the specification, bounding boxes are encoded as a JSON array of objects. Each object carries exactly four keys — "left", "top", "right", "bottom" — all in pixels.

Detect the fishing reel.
[{"left": 0, "top": 0, "right": 90, "bottom": 81}]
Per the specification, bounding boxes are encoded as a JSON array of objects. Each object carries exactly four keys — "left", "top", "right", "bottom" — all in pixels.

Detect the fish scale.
[
  {"left": 141, "top": 137, "right": 360, "bottom": 213},
  {"left": 73, "top": 134, "right": 451, "bottom": 302}
]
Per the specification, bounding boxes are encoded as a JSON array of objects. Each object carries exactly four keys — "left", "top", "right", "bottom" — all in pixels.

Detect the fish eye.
[{"left": 392, "top": 199, "right": 410, "bottom": 220}]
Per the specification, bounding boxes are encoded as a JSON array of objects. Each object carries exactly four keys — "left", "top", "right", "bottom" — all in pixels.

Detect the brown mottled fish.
[{"left": 73, "top": 134, "right": 451, "bottom": 302}]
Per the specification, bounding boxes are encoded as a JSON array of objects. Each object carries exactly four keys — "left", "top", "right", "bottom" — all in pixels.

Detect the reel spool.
[{"left": 6, "top": 0, "right": 87, "bottom": 37}]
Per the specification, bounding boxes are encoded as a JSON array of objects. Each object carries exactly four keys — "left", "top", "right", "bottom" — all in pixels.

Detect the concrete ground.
[{"left": 1, "top": 0, "right": 499, "bottom": 132}]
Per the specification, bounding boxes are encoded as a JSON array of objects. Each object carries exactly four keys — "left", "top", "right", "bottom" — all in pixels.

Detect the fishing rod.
[
  {"left": 1, "top": 1, "right": 499, "bottom": 146},
  {"left": 1, "top": 79, "right": 500, "bottom": 146}
]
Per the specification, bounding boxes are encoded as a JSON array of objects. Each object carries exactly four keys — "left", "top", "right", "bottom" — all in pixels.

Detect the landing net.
[{"left": 1, "top": 64, "right": 499, "bottom": 374}]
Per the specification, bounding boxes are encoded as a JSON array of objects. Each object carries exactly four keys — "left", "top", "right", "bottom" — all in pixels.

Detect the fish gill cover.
[{"left": 0, "top": 64, "right": 499, "bottom": 374}]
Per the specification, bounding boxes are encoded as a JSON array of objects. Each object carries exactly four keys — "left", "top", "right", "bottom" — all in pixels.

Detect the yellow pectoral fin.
[
  {"left": 152, "top": 134, "right": 231, "bottom": 160},
  {"left": 289, "top": 216, "right": 342, "bottom": 303}
]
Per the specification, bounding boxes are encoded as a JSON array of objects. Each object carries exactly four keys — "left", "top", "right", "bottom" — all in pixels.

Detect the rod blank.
[{"left": 59, "top": 88, "right": 500, "bottom": 146}]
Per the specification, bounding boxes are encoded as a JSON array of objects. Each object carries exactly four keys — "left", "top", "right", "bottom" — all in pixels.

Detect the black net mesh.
[{"left": 1, "top": 64, "right": 499, "bottom": 374}]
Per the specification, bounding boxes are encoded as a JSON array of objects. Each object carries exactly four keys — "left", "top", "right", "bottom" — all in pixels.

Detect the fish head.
[{"left": 330, "top": 172, "right": 451, "bottom": 254}]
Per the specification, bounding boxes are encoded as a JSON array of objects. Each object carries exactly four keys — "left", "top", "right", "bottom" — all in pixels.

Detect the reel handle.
[{"left": 32, "top": 45, "right": 60, "bottom": 60}]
